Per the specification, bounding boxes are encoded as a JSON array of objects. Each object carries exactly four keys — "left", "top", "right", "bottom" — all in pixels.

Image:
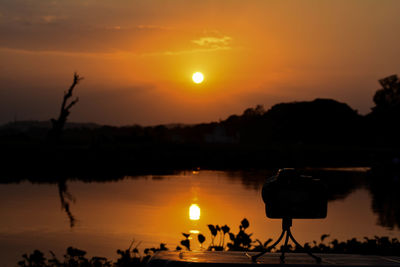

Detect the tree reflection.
[
  {"left": 367, "top": 165, "right": 400, "bottom": 229},
  {"left": 224, "top": 169, "right": 365, "bottom": 202},
  {"left": 58, "top": 180, "right": 76, "bottom": 228}
]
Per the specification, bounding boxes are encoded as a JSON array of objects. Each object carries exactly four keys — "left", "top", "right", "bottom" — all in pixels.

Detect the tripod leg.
[
  {"left": 287, "top": 229, "right": 321, "bottom": 263},
  {"left": 279, "top": 231, "right": 290, "bottom": 263},
  {"left": 249, "top": 230, "right": 286, "bottom": 262}
]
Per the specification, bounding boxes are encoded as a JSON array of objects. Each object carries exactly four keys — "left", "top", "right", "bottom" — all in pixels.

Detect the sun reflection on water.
[{"left": 189, "top": 204, "right": 201, "bottom": 220}]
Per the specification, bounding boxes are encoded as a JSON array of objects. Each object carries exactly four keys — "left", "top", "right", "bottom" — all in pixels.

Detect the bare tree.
[{"left": 48, "top": 72, "right": 84, "bottom": 142}]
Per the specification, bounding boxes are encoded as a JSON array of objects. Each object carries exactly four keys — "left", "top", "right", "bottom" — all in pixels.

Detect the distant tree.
[
  {"left": 242, "top": 105, "right": 265, "bottom": 117},
  {"left": 368, "top": 74, "right": 400, "bottom": 145},
  {"left": 372, "top": 74, "right": 400, "bottom": 114}
]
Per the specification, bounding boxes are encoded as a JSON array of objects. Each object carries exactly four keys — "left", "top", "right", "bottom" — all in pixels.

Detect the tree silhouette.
[
  {"left": 48, "top": 72, "right": 83, "bottom": 143},
  {"left": 242, "top": 105, "right": 265, "bottom": 117},
  {"left": 373, "top": 74, "right": 400, "bottom": 114}
]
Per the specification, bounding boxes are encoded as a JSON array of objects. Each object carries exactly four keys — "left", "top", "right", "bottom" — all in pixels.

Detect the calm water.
[{"left": 0, "top": 169, "right": 399, "bottom": 266}]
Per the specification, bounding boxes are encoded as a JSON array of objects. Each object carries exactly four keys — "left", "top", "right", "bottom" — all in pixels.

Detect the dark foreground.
[{"left": 150, "top": 251, "right": 400, "bottom": 267}]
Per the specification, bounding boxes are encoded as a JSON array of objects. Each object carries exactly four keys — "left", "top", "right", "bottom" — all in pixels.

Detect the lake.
[{"left": 0, "top": 168, "right": 399, "bottom": 266}]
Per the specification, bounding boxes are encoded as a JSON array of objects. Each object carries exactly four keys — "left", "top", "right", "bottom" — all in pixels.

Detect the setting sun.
[
  {"left": 192, "top": 72, "right": 204, "bottom": 84},
  {"left": 189, "top": 204, "right": 201, "bottom": 220}
]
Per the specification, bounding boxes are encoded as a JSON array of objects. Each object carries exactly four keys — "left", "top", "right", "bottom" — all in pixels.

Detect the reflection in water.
[
  {"left": 367, "top": 165, "right": 400, "bottom": 229},
  {"left": 0, "top": 168, "right": 400, "bottom": 265},
  {"left": 58, "top": 180, "right": 76, "bottom": 228},
  {"left": 189, "top": 204, "right": 201, "bottom": 221},
  {"left": 2, "top": 168, "right": 399, "bottom": 230},
  {"left": 56, "top": 169, "right": 368, "bottom": 229}
]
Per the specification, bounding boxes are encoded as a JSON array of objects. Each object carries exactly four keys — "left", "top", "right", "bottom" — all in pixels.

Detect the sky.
[{"left": 1, "top": 0, "right": 400, "bottom": 126}]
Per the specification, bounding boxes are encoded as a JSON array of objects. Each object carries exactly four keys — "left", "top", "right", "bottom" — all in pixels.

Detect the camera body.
[{"left": 262, "top": 168, "right": 327, "bottom": 219}]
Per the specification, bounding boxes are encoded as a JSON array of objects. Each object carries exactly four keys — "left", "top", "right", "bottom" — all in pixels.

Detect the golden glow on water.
[
  {"left": 0, "top": 170, "right": 398, "bottom": 265},
  {"left": 189, "top": 204, "right": 201, "bottom": 220}
]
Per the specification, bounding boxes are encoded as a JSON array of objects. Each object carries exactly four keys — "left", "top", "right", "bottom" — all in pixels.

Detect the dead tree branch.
[{"left": 48, "top": 72, "right": 83, "bottom": 143}]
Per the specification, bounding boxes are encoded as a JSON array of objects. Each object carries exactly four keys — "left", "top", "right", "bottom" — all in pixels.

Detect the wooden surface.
[{"left": 148, "top": 251, "right": 400, "bottom": 266}]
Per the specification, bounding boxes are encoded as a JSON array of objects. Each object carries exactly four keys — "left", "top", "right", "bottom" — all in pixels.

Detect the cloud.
[
  {"left": 158, "top": 47, "right": 230, "bottom": 56},
  {"left": 41, "top": 15, "right": 63, "bottom": 23},
  {"left": 136, "top": 25, "right": 172, "bottom": 30},
  {"left": 0, "top": 46, "right": 121, "bottom": 58},
  {"left": 0, "top": 44, "right": 232, "bottom": 60},
  {"left": 105, "top": 25, "right": 122, "bottom": 30},
  {"left": 192, "top": 35, "right": 232, "bottom": 49},
  {"left": 8, "top": 15, "right": 66, "bottom": 26},
  {"left": 105, "top": 25, "right": 171, "bottom": 31}
]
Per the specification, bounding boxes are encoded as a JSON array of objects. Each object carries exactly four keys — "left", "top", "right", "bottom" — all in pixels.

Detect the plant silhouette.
[
  {"left": 17, "top": 219, "right": 400, "bottom": 266},
  {"left": 180, "top": 233, "right": 191, "bottom": 251},
  {"left": 198, "top": 233, "right": 206, "bottom": 249}
]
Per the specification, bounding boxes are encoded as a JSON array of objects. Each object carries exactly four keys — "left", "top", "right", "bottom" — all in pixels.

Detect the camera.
[{"left": 262, "top": 168, "right": 327, "bottom": 219}]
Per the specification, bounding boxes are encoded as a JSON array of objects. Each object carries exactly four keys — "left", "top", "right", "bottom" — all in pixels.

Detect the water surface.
[{"left": 0, "top": 169, "right": 399, "bottom": 266}]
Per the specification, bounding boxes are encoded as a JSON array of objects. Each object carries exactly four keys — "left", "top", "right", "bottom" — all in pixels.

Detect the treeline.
[
  {"left": 1, "top": 75, "right": 400, "bottom": 173},
  {"left": 0, "top": 98, "right": 366, "bottom": 146}
]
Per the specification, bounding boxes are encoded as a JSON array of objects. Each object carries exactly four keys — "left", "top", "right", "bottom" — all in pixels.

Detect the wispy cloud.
[
  {"left": 137, "top": 24, "right": 172, "bottom": 30},
  {"left": 105, "top": 25, "right": 122, "bottom": 30},
  {"left": 0, "top": 46, "right": 120, "bottom": 58},
  {"left": 0, "top": 28, "right": 233, "bottom": 58},
  {"left": 10, "top": 15, "right": 66, "bottom": 25},
  {"left": 0, "top": 45, "right": 232, "bottom": 59},
  {"left": 105, "top": 25, "right": 172, "bottom": 31},
  {"left": 192, "top": 35, "right": 232, "bottom": 50},
  {"left": 41, "top": 15, "right": 61, "bottom": 23},
  {"left": 156, "top": 47, "right": 231, "bottom": 56}
]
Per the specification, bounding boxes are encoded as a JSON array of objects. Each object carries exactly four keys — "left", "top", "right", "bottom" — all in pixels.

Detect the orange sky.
[{"left": 1, "top": 0, "right": 400, "bottom": 125}]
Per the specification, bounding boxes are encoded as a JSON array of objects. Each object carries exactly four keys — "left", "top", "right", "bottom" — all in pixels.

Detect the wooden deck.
[{"left": 148, "top": 251, "right": 400, "bottom": 266}]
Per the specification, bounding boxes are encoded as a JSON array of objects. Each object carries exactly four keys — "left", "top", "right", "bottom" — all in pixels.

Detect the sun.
[{"left": 192, "top": 72, "right": 204, "bottom": 84}]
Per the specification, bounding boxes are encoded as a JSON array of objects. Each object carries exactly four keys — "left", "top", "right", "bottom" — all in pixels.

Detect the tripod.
[{"left": 248, "top": 218, "right": 321, "bottom": 263}]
